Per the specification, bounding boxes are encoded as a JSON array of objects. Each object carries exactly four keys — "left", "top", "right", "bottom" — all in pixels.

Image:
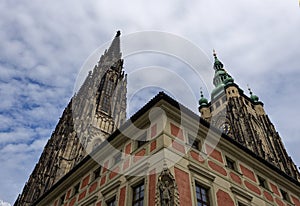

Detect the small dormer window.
[
  {"left": 188, "top": 134, "right": 200, "bottom": 150},
  {"left": 73, "top": 183, "right": 80, "bottom": 195},
  {"left": 280, "top": 189, "right": 290, "bottom": 202},
  {"left": 225, "top": 156, "right": 237, "bottom": 171},
  {"left": 137, "top": 132, "right": 147, "bottom": 148},
  {"left": 114, "top": 152, "right": 122, "bottom": 164},
  {"left": 93, "top": 167, "right": 101, "bottom": 180},
  {"left": 257, "top": 175, "right": 268, "bottom": 189},
  {"left": 59, "top": 194, "right": 65, "bottom": 206}
]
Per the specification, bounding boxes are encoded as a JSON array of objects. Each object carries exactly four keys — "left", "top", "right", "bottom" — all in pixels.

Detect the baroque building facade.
[{"left": 15, "top": 32, "right": 300, "bottom": 206}]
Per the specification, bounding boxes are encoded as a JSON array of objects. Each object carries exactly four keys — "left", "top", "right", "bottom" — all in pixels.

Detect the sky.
[{"left": 0, "top": 0, "right": 300, "bottom": 204}]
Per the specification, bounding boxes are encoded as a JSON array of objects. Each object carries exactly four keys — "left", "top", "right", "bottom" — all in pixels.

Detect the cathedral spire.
[
  {"left": 211, "top": 51, "right": 234, "bottom": 99},
  {"left": 106, "top": 30, "right": 122, "bottom": 59},
  {"left": 14, "top": 31, "right": 127, "bottom": 206},
  {"left": 213, "top": 49, "right": 224, "bottom": 70}
]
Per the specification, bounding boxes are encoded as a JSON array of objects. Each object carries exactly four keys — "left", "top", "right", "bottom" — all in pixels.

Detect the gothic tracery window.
[
  {"left": 105, "top": 79, "right": 114, "bottom": 95},
  {"left": 102, "top": 96, "right": 110, "bottom": 113}
]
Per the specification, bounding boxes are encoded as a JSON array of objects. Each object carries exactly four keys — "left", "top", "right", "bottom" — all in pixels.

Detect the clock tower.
[{"left": 199, "top": 51, "right": 300, "bottom": 181}]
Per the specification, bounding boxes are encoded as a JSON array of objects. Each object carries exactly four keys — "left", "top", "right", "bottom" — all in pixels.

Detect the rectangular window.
[
  {"left": 188, "top": 134, "right": 200, "bottom": 150},
  {"left": 132, "top": 182, "right": 144, "bottom": 206},
  {"left": 73, "top": 183, "right": 80, "bottom": 195},
  {"left": 93, "top": 166, "right": 101, "bottom": 180},
  {"left": 86, "top": 201, "right": 96, "bottom": 206},
  {"left": 215, "top": 101, "right": 220, "bottom": 108},
  {"left": 137, "top": 132, "right": 147, "bottom": 148},
  {"left": 106, "top": 197, "right": 116, "bottom": 206},
  {"left": 257, "top": 175, "right": 268, "bottom": 189},
  {"left": 280, "top": 189, "right": 290, "bottom": 202},
  {"left": 59, "top": 194, "right": 65, "bottom": 206},
  {"left": 238, "top": 202, "right": 248, "bottom": 206},
  {"left": 195, "top": 183, "right": 210, "bottom": 206},
  {"left": 225, "top": 156, "right": 237, "bottom": 171},
  {"left": 114, "top": 153, "right": 122, "bottom": 165}
]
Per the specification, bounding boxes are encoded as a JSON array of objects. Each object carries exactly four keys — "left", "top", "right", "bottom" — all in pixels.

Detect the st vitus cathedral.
[
  {"left": 15, "top": 32, "right": 300, "bottom": 206},
  {"left": 15, "top": 31, "right": 127, "bottom": 205}
]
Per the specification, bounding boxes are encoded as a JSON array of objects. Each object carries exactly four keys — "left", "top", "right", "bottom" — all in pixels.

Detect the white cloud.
[{"left": 0, "top": 200, "right": 11, "bottom": 206}]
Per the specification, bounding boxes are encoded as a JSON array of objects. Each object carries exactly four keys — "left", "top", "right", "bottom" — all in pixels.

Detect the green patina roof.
[
  {"left": 199, "top": 90, "right": 208, "bottom": 106},
  {"left": 211, "top": 51, "right": 234, "bottom": 99},
  {"left": 248, "top": 87, "right": 259, "bottom": 102}
]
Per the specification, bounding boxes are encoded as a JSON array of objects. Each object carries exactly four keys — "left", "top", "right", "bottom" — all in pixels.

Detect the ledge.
[
  {"left": 230, "top": 186, "right": 253, "bottom": 202},
  {"left": 188, "top": 163, "right": 216, "bottom": 182}
]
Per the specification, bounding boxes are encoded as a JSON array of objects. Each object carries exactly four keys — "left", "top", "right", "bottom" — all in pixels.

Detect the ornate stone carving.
[{"left": 156, "top": 165, "right": 180, "bottom": 206}]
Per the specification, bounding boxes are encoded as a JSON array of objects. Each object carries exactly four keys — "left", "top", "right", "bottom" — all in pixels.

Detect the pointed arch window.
[
  {"left": 102, "top": 96, "right": 110, "bottom": 113},
  {"left": 105, "top": 79, "right": 114, "bottom": 95}
]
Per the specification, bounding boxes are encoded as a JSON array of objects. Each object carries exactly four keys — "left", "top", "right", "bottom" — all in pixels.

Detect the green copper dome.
[
  {"left": 251, "top": 94, "right": 259, "bottom": 102},
  {"left": 214, "top": 58, "right": 224, "bottom": 70},
  {"left": 199, "top": 96, "right": 208, "bottom": 106},
  {"left": 199, "top": 91, "right": 208, "bottom": 107},
  {"left": 248, "top": 87, "right": 259, "bottom": 102},
  {"left": 211, "top": 51, "right": 235, "bottom": 99}
]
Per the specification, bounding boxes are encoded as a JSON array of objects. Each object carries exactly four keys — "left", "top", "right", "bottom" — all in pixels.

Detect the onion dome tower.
[{"left": 199, "top": 50, "right": 300, "bottom": 181}]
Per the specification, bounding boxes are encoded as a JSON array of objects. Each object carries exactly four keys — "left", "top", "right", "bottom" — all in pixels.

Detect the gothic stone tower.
[
  {"left": 14, "top": 31, "right": 127, "bottom": 206},
  {"left": 199, "top": 51, "right": 300, "bottom": 181}
]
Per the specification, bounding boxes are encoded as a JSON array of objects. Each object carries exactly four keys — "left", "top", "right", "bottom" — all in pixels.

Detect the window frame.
[
  {"left": 132, "top": 182, "right": 145, "bottom": 206},
  {"left": 92, "top": 166, "right": 101, "bottom": 181},
  {"left": 280, "top": 188, "right": 290, "bottom": 202},
  {"left": 195, "top": 182, "right": 210, "bottom": 206},
  {"left": 113, "top": 152, "right": 122, "bottom": 165},
  {"left": 106, "top": 196, "right": 116, "bottom": 206},
  {"left": 225, "top": 156, "right": 237, "bottom": 172},
  {"left": 59, "top": 193, "right": 66, "bottom": 206},
  {"left": 137, "top": 132, "right": 147, "bottom": 148},
  {"left": 72, "top": 182, "right": 80, "bottom": 196},
  {"left": 257, "top": 175, "right": 268, "bottom": 190},
  {"left": 237, "top": 202, "right": 249, "bottom": 206},
  {"left": 187, "top": 133, "right": 200, "bottom": 150}
]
